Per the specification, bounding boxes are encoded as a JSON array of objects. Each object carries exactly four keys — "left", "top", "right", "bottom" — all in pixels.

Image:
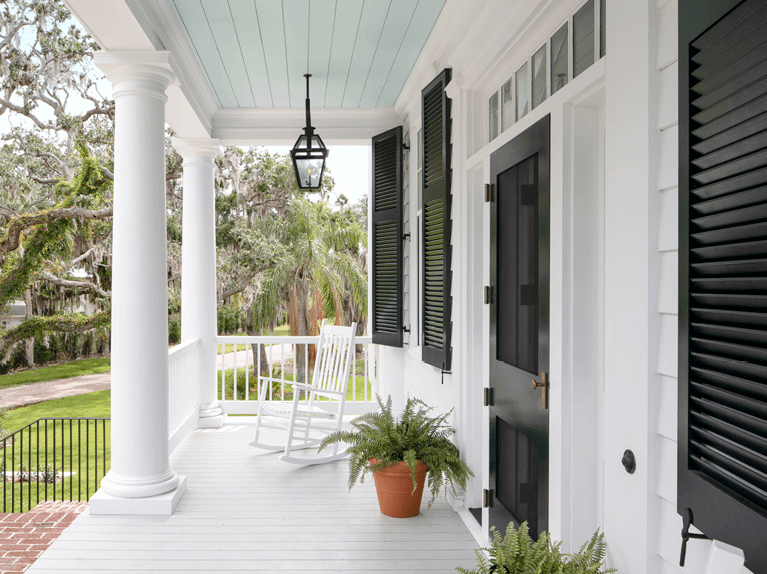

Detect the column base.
[
  {"left": 198, "top": 402, "right": 224, "bottom": 428},
  {"left": 89, "top": 476, "right": 186, "bottom": 516},
  {"left": 197, "top": 414, "right": 224, "bottom": 428}
]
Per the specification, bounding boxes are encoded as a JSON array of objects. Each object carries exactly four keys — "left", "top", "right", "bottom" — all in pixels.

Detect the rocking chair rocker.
[{"left": 248, "top": 320, "right": 356, "bottom": 465}]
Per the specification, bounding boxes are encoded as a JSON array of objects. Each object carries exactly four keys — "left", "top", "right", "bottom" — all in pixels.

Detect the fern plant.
[
  {"left": 318, "top": 394, "right": 473, "bottom": 504},
  {"left": 456, "top": 522, "right": 616, "bottom": 574}
]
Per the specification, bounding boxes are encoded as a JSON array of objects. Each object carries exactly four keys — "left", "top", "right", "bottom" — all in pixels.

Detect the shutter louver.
[
  {"left": 680, "top": 0, "right": 767, "bottom": 569},
  {"left": 421, "top": 69, "right": 452, "bottom": 370},
  {"left": 371, "top": 126, "right": 403, "bottom": 347}
]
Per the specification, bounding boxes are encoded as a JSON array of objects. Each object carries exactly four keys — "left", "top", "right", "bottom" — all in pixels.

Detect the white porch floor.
[{"left": 28, "top": 423, "right": 481, "bottom": 573}]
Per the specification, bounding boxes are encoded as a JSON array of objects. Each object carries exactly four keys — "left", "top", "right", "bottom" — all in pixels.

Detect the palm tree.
[{"left": 250, "top": 197, "right": 367, "bottom": 385}]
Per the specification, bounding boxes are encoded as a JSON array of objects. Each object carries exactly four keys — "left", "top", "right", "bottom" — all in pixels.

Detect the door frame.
[{"left": 479, "top": 74, "right": 607, "bottom": 549}]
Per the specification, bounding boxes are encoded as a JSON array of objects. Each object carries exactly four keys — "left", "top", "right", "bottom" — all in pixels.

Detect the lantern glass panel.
[
  {"left": 291, "top": 133, "right": 327, "bottom": 189},
  {"left": 296, "top": 158, "right": 324, "bottom": 188}
]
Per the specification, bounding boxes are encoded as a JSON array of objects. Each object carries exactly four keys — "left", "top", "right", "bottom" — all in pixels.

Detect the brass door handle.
[{"left": 531, "top": 371, "right": 549, "bottom": 409}]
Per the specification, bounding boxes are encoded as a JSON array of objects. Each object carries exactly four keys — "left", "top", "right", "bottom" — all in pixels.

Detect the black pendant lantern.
[{"left": 291, "top": 74, "right": 328, "bottom": 190}]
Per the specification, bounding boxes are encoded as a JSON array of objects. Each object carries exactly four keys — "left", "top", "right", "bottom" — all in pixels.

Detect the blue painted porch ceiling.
[{"left": 171, "top": 0, "right": 447, "bottom": 108}]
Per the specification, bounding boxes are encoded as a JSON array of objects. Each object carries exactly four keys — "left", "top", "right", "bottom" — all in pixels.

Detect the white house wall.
[{"left": 381, "top": 0, "right": 758, "bottom": 573}]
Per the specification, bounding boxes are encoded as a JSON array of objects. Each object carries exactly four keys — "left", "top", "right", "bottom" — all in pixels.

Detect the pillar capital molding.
[
  {"left": 94, "top": 50, "right": 177, "bottom": 99},
  {"left": 172, "top": 138, "right": 223, "bottom": 164}
]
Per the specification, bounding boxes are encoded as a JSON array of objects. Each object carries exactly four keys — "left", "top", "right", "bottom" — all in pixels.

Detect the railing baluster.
[
  {"left": 19, "top": 426, "right": 23, "bottom": 511},
  {"left": 93, "top": 420, "right": 97, "bottom": 500},
  {"left": 12, "top": 432, "right": 15, "bottom": 511},
  {"left": 45, "top": 419, "right": 48, "bottom": 502},
  {"left": 256, "top": 343, "right": 261, "bottom": 402},
  {"left": 28, "top": 425, "right": 32, "bottom": 511},
  {"left": 61, "top": 419, "right": 64, "bottom": 501},
  {"left": 233, "top": 343, "right": 238, "bottom": 402},
  {"left": 69, "top": 419, "right": 72, "bottom": 501},
  {"left": 280, "top": 343, "right": 284, "bottom": 400},
  {"left": 102, "top": 420, "right": 107, "bottom": 490},
  {"left": 245, "top": 341, "right": 250, "bottom": 402},
  {"left": 268, "top": 344, "right": 273, "bottom": 401},
  {"left": 3, "top": 436, "right": 6, "bottom": 512},
  {"left": 36, "top": 421, "right": 39, "bottom": 508},
  {"left": 78, "top": 420, "right": 82, "bottom": 502},
  {"left": 86, "top": 420, "right": 90, "bottom": 500}
]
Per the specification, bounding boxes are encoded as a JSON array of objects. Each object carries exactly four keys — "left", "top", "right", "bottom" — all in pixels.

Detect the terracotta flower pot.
[{"left": 369, "top": 458, "right": 428, "bottom": 518}]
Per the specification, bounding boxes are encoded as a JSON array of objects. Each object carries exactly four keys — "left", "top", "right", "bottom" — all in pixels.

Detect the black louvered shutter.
[
  {"left": 421, "top": 69, "right": 452, "bottom": 371},
  {"left": 679, "top": 0, "right": 767, "bottom": 570},
  {"left": 371, "top": 126, "right": 403, "bottom": 347}
]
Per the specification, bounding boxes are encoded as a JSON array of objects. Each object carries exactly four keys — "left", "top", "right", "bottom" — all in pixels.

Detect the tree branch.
[
  {"left": 0, "top": 206, "right": 113, "bottom": 255},
  {"left": 28, "top": 175, "right": 59, "bottom": 185},
  {"left": 0, "top": 98, "right": 53, "bottom": 131},
  {"left": 219, "top": 265, "right": 263, "bottom": 302},
  {"left": 0, "top": 311, "right": 111, "bottom": 357},
  {"left": 71, "top": 245, "right": 100, "bottom": 265},
  {"left": 41, "top": 271, "right": 110, "bottom": 298}
]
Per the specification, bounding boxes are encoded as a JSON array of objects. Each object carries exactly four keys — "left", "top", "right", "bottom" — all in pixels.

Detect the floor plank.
[{"left": 27, "top": 424, "right": 480, "bottom": 573}]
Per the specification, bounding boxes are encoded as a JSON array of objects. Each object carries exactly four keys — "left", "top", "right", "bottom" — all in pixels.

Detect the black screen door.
[{"left": 489, "top": 115, "right": 550, "bottom": 537}]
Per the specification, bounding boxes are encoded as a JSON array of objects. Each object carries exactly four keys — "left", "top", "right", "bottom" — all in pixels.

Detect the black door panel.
[{"left": 489, "top": 115, "right": 550, "bottom": 538}]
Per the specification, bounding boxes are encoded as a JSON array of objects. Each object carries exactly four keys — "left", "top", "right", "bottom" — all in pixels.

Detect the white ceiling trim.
[
  {"left": 125, "top": 0, "right": 221, "bottom": 136},
  {"left": 213, "top": 107, "right": 403, "bottom": 145}
]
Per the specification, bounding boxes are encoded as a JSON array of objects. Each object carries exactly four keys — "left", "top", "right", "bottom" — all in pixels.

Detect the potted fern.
[
  {"left": 318, "top": 394, "right": 473, "bottom": 517},
  {"left": 457, "top": 522, "right": 616, "bottom": 574}
]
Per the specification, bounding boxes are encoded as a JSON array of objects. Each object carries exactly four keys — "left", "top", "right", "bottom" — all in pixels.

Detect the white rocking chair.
[{"left": 249, "top": 320, "right": 357, "bottom": 465}]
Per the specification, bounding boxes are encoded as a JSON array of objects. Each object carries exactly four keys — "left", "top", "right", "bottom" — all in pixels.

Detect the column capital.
[
  {"left": 172, "top": 138, "right": 223, "bottom": 164},
  {"left": 94, "top": 51, "right": 177, "bottom": 98}
]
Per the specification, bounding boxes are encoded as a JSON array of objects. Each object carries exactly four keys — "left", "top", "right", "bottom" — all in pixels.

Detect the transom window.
[{"left": 488, "top": 0, "right": 605, "bottom": 142}]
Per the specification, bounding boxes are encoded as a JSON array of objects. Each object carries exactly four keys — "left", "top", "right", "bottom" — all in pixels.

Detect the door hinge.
[
  {"left": 483, "top": 489, "right": 493, "bottom": 508},
  {"left": 483, "top": 387, "right": 493, "bottom": 407},
  {"left": 484, "top": 286, "right": 493, "bottom": 304},
  {"left": 484, "top": 183, "right": 493, "bottom": 202}
]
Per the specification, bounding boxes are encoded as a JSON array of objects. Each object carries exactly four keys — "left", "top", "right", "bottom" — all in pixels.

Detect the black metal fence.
[{"left": 1, "top": 418, "right": 110, "bottom": 513}]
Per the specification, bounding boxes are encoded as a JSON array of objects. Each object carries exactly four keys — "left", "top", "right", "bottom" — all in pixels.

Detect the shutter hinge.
[
  {"left": 483, "top": 489, "right": 493, "bottom": 508},
  {"left": 484, "top": 286, "right": 493, "bottom": 304},
  {"left": 441, "top": 365, "right": 452, "bottom": 385},
  {"left": 402, "top": 142, "right": 410, "bottom": 151},
  {"left": 403, "top": 325, "right": 411, "bottom": 333},
  {"left": 402, "top": 233, "right": 411, "bottom": 241},
  {"left": 483, "top": 387, "right": 493, "bottom": 407},
  {"left": 484, "top": 183, "right": 493, "bottom": 203}
]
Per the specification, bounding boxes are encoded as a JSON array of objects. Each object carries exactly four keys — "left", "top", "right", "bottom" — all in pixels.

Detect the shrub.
[
  {"left": 456, "top": 522, "right": 616, "bottom": 574},
  {"left": 168, "top": 315, "right": 181, "bottom": 345},
  {"left": 81, "top": 331, "right": 95, "bottom": 356}
]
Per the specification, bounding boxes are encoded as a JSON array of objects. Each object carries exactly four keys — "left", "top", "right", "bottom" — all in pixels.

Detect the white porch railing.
[
  {"left": 216, "top": 335, "right": 378, "bottom": 415},
  {"left": 168, "top": 338, "right": 201, "bottom": 451}
]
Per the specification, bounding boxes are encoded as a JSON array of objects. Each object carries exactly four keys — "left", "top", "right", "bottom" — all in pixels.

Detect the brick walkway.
[{"left": 0, "top": 501, "right": 87, "bottom": 573}]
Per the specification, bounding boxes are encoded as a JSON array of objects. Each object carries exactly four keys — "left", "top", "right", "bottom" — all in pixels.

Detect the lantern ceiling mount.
[{"left": 290, "top": 74, "right": 328, "bottom": 191}]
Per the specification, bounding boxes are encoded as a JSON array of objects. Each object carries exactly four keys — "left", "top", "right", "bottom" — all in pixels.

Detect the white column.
[
  {"left": 173, "top": 138, "right": 224, "bottom": 428},
  {"left": 90, "top": 52, "right": 185, "bottom": 515}
]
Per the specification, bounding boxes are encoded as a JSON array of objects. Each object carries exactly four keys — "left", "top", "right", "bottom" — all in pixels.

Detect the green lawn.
[
  {"left": 0, "top": 358, "right": 111, "bottom": 390},
  {"left": 217, "top": 361, "right": 373, "bottom": 403},
  {"left": 0, "top": 391, "right": 111, "bottom": 512},
  {"left": 217, "top": 325, "right": 292, "bottom": 355}
]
